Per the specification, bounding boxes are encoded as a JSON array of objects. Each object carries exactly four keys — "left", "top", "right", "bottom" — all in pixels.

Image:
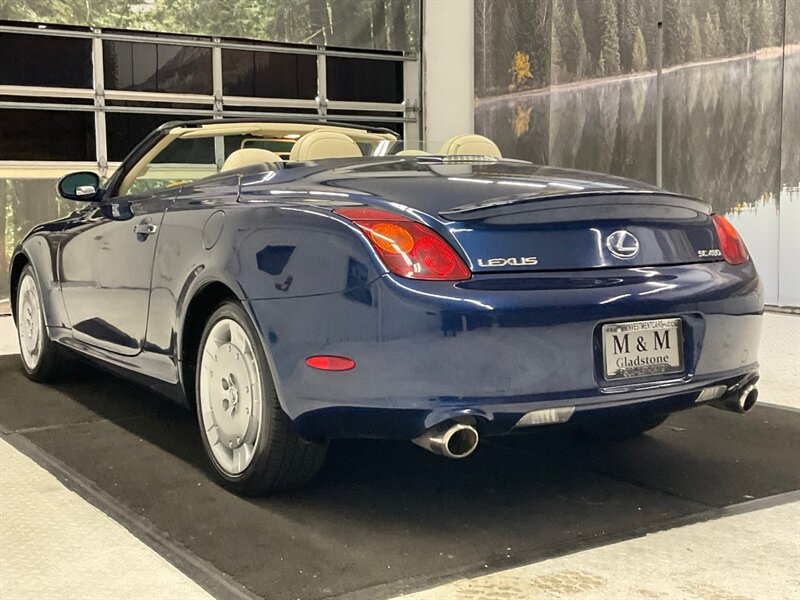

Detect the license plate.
[{"left": 602, "top": 318, "right": 683, "bottom": 380}]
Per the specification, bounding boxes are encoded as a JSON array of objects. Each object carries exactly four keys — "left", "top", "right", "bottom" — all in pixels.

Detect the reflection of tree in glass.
[
  {"left": 597, "top": 0, "right": 620, "bottom": 76},
  {"left": 511, "top": 104, "right": 533, "bottom": 139},
  {"left": 476, "top": 51, "right": 795, "bottom": 216},
  {"left": 1, "top": 0, "right": 419, "bottom": 51},
  {"left": 561, "top": 0, "right": 589, "bottom": 80},
  {"left": 631, "top": 27, "right": 648, "bottom": 71},
  {"left": 510, "top": 51, "right": 534, "bottom": 91},
  {"left": 475, "top": 0, "right": 787, "bottom": 95},
  {"left": 0, "top": 179, "right": 74, "bottom": 297}
]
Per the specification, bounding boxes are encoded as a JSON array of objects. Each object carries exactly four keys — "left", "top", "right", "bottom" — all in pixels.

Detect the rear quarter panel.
[{"left": 146, "top": 176, "right": 385, "bottom": 395}]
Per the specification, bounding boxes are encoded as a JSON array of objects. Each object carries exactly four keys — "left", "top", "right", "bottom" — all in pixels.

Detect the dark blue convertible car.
[{"left": 10, "top": 119, "right": 763, "bottom": 494}]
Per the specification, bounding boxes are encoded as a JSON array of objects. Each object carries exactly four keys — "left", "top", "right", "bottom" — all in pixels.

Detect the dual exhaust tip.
[
  {"left": 413, "top": 384, "right": 759, "bottom": 459},
  {"left": 708, "top": 384, "right": 759, "bottom": 414},
  {"left": 412, "top": 422, "right": 479, "bottom": 459}
]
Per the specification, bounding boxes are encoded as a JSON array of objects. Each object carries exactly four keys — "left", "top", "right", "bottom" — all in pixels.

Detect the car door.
[{"left": 59, "top": 188, "right": 176, "bottom": 356}]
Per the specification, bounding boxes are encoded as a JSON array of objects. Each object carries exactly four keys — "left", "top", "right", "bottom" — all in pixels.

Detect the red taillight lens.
[
  {"left": 712, "top": 214, "right": 748, "bottom": 265},
  {"left": 335, "top": 207, "right": 471, "bottom": 281}
]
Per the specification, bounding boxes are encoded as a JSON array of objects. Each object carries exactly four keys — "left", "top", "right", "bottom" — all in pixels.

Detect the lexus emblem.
[{"left": 606, "top": 230, "right": 640, "bottom": 259}]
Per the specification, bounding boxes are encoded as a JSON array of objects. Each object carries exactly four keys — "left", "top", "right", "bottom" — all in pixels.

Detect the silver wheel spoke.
[
  {"left": 233, "top": 444, "right": 253, "bottom": 473},
  {"left": 230, "top": 323, "right": 248, "bottom": 355}
]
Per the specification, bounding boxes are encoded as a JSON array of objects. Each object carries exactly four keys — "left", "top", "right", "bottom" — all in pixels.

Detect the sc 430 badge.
[
  {"left": 477, "top": 256, "right": 539, "bottom": 267},
  {"left": 697, "top": 249, "right": 722, "bottom": 258}
]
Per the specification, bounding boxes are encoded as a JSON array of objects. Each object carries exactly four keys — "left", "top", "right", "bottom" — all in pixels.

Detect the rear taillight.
[
  {"left": 712, "top": 214, "right": 748, "bottom": 265},
  {"left": 334, "top": 207, "right": 470, "bottom": 281}
]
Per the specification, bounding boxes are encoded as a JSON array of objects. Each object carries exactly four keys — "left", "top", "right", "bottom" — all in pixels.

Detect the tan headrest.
[
  {"left": 396, "top": 149, "right": 431, "bottom": 156},
  {"left": 439, "top": 134, "right": 502, "bottom": 158},
  {"left": 289, "top": 130, "right": 362, "bottom": 161},
  {"left": 222, "top": 148, "right": 282, "bottom": 171}
]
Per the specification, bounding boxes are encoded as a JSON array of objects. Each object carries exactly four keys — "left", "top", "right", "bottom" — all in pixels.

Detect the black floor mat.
[{"left": 1, "top": 354, "right": 798, "bottom": 600}]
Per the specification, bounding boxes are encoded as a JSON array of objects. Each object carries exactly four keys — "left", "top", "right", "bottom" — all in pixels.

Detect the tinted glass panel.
[
  {"left": 326, "top": 57, "right": 403, "bottom": 103},
  {"left": 104, "top": 41, "right": 212, "bottom": 94},
  {"left": 156, "top": 45, "right": 212, "bottom": 94},
  {"left": 0, "top": 95, "right": 93, "bottom": 105},
  {"left": 358, "top": 121, "right": 402, "bottom": 135},
  {"left": 0, "top": 177, "right": 69, "bottom": 299},
  {"left": 0, "top": 110, "right": 95, "bottom": 160},
  {"left": 222, "top": 49, "right": 317, "bottom": 99},
  {"left": 125, "top": 136, "right": 217, "bottom": 196},
  {"left": 106, "top": 113, "right": 194, "bottom": 161},
  {"left": 0, "top": 33, "right": 92, "bottom": 88},
  {"left": 152, "top": 137, "right": 215, "bottom": 164}
]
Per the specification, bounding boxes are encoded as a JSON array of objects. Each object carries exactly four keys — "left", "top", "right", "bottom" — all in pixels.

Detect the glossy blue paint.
[
  {"left": 9, "top": 121, "right": 763, "bottom": 443},
  {"left": 247, "top": 262, "right": 761, "bottom": 440}
]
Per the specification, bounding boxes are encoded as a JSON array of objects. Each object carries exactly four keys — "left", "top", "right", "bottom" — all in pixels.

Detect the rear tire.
[
  {"left": 195, "top": 301, "right": 326, "bottom": 495},
  {"left": 16, "top": 265, "right": 64, "bottom": 382},
  {"left": 579, "top": 413, "right": 669, "bottom": 441}
]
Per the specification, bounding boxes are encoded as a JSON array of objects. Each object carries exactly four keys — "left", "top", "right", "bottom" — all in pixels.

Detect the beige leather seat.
[
  {"left": 439, "top": 134, "right": 502, "bottom": 158},
  {"left": 222, "top": 148, "right": 282, "bottom": 171},
  {"left": 289, "top": 130, "right": 362, "bottom": 161},
  {"left": 396, "top": 149, "right": 431, "bottom": 156}
]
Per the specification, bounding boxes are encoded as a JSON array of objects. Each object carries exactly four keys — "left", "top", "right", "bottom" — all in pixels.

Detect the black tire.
[
  {"left": 15, "top": 264, "right": 65, "bottom": 382},
  {"left": 579, "top": 412, "right": 669, "bottom": 442},
  {"left": 195, "top": 301, "right": 327, "bottom": 495}
]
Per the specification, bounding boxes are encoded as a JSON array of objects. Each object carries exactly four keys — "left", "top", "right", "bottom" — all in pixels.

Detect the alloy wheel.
[
  {"left": 198, "top": 317, "right": 263, "bottom": 475},
  {"left": 17, "top": 273, "right": 43, "bottom": 370}
]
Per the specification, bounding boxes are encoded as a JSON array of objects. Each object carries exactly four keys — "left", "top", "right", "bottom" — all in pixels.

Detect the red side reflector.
[
  {"left": 711, "top": 214, "right": 749, "bottom": 265},
  {"left": 305, "top": 355, "right": 356, "bottom": 371}
]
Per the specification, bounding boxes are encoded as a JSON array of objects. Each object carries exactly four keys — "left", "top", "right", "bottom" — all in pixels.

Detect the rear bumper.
[{"left": 248, "top": 261, "right": 763, "bottom": 440}]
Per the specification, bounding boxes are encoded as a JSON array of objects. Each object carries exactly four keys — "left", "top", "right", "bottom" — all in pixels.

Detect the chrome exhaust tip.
[
  {"left": 710, "top": 384, "right": 758, "bottom": 414},
  {"left": 737, "top": 385, "right": 759, "bottom": 413},
  {"left": 412, "top": 423, "right": 479, "bottom": 459}
]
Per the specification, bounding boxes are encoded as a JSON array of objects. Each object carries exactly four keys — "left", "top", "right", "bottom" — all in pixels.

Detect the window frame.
[{"left": 0, "top": 23, "right": 419, "bottom": 179}]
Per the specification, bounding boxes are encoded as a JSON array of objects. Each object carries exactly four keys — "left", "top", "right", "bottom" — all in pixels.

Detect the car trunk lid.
[{"left": 437, "top": 192, "right": 720, "bottom": 273}]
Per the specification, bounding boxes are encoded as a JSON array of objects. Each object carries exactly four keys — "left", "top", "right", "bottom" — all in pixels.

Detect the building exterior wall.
[{"left": 423, "top": 0, "right": 475, "bottom": 145}]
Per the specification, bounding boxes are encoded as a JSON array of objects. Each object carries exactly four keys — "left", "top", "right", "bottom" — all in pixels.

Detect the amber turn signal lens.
[{"left": 367, "top": 222, "right": 415, "bottom": 254}]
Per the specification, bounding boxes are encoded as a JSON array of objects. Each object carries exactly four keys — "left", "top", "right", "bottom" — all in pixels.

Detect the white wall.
[
  {"left": 729, "top": 187, "right": 800, "bottom": 308},
  {"left": 422, "top": 0, "right": 474, "bottom": 146}
]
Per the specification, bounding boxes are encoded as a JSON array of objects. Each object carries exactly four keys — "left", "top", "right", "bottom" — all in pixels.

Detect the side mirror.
[{"left": 58, "top": 171, "right": 103, "bottom": 201}]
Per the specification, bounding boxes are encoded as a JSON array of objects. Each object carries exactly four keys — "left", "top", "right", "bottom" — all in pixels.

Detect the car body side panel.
[
  {"left": 146, "top": 175, "right": 243, "bottom": 365},
  {"left": 145, "top": 176, "right": 386, "bottom": 397},
  {"left": 58, "top": 190, "right": 175, "bottom": 355},
  {"left": 247, "top": 261, "right": 762, "bottom": 440},
  {"left": 13, "top": 227, "right": 70, "bottom": 333}
]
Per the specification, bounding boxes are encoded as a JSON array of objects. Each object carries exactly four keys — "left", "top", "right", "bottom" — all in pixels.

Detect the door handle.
[{"left": 133, "top": 221, "right": 158, "bottom": 238}]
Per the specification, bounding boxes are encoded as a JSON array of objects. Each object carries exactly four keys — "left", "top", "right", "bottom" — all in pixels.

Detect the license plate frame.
[{"left": 601, "top": 317, "right": 684, "bottom": 381}]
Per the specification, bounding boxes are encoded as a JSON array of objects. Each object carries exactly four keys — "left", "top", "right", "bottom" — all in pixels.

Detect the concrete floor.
[
  {"left": 0, "top": 439, "right": 213, "bottom": 600},
  {"left": 0, "top": 312, "right": 798, "bottom": 599},
  {"left": 403, "top": 500, "right": 800, "bottom": 599}
]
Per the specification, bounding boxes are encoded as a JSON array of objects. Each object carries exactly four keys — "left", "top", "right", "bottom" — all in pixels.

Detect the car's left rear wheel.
[{"left": 195, "top": 301, "right": 327, "bottom": 495}]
